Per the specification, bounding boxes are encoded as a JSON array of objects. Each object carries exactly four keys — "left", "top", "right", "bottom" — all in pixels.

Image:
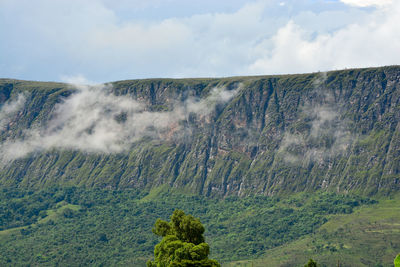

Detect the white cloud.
[
  {"left": 0, "top": 94, "right": 26, "bottom": 130},
  {"left": 61, "top": 74, "right": 98, "bottom": 86},
  {"left": 248, "top": 1, "right": 400, "bottom": 74},
  {"left": 0, "top": 0, "right": 399, "bottom": 81},
  {"left": 340, "top": 0, "right": 392, "bottom": 7},
  {"left": 278, "top": 74, "right": 354, "bottom": 165},
  {"left": 0, "top": 82, "right": 239, "bottom": 162}
]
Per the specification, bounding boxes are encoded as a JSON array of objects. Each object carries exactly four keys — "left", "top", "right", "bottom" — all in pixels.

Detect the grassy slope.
[{"left": 227, "top": 195, "right": 400, "bottom": 267}]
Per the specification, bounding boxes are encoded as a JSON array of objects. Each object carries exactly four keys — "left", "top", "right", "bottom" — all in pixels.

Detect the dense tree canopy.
[
  {"left": 304, "top": 258, "right": 318, "bottom": 267},
  {"left": 147, "top": 210, "right": 220, "bottom": 267},
  {"left": 0, "top": 188, "right": 380, "bottom": 266},
  {"left": 395, "top": 253, "right": 400, "bottom": 267}
]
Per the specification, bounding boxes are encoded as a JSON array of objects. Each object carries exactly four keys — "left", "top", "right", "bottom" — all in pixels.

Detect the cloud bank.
[
  {"left": 0, "top": 83, "right": 239, "bottom": 162},
  {"left": 0, "top": 0, "right": 399, "bottom": 82}
]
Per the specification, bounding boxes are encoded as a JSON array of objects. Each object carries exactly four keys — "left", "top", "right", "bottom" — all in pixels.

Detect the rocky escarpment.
[{"left": 0, "top": 66, "right": 399, "bottom": 196}]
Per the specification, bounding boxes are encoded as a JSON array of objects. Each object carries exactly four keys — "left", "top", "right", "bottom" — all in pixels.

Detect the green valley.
[
  {"left": 0, "top": 66, "right": 400, "bottom": 266},
  {"left": 0, "top": 187, "right": 385, "bottom": 266}
]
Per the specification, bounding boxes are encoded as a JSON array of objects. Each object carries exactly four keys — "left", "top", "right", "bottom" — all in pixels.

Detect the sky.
[{"left": 0, "top": 0, "right": 399, "bottom": 83}]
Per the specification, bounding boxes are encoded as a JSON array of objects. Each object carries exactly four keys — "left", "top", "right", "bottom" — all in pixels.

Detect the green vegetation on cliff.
[{"left": 0, "top": 66, "right": 399, "bottom": 197}]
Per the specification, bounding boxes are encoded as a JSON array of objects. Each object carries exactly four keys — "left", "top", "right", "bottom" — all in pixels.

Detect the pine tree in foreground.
[{"left": 147, "top": 209, "right": 220, "bottom": 267}]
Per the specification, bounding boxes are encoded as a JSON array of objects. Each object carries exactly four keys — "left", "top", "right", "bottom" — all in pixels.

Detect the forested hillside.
[
  {"left": 0, "top": 187, "right": 380, "bottom": 266},
  {"left": 1, "top": 66, "right": 400, "bottom": 266},
  {"left": 0, "top": 66, "right": 399, "bottom": 196}
]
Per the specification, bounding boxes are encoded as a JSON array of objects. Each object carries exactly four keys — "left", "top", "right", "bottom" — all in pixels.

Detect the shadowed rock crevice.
[{"left": 0, "top": 66, "right": 399, "bottom": 196}]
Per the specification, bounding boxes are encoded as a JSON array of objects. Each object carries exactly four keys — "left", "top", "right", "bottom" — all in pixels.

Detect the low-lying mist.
[
  {"left": 0, "top": 75, "right": 359, "bottom": 167},
  {"left": 0, "top": 94, "right": 26, "bottom": 130},
  {"left": 0, "top": 83, "right": 239, "bottom": 163},
  {"left": 278, "top": 73, "right": 355, "bottom": 165}
]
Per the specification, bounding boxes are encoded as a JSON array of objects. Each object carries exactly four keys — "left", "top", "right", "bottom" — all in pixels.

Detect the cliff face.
[{"left": 0, "top": 66, "right": 399, "bottom": 196}]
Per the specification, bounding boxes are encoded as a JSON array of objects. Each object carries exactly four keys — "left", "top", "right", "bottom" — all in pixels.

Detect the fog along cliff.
[{"left": 0, "top": 66, "right": 399, "bottom": 196}]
